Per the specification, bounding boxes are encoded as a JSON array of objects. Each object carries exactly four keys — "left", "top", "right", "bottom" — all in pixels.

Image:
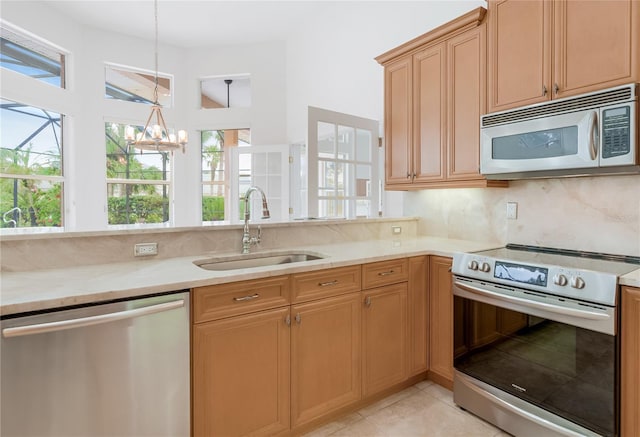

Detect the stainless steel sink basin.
[{"left": 194, "top": 251, "right": 325, "bottom": 271}]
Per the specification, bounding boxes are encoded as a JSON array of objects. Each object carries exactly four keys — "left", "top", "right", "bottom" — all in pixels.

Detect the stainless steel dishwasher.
[{"left": 1, "top": 290, "right": 190, "bottom": 437}]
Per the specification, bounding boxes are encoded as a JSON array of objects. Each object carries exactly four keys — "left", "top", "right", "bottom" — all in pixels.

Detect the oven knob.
[
  {"left": 553, "top": 274, "right": 568, "bottom": 286},
  {"left": 570, "top": 276, "right": 586, "bottom": 289},
  {"left": 467, "top": 260, "right": 479, "bottom": 271},
  {"left": 480, "top": 262, "right": 491, "bottom": 273}
]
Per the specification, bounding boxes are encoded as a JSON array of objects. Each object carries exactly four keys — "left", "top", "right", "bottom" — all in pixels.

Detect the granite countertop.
[{"left": 2, "top": 236, "right": 639, "bottom": 317}]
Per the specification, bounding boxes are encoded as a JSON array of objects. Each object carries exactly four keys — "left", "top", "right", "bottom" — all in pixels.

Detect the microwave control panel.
[{"left": 602, "top": 106, "right": 631, "bottom": 158}]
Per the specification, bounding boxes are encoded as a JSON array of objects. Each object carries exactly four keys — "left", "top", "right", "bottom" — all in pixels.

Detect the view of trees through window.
[
  {"left": 202, "top": 128, "right": 250, "bottom": 222},
  {"left": 106, "top": 122, "right": 171, "bottom": 225},
  {"left": 0, "top": 99, "right": 64, "bottom": 228}
]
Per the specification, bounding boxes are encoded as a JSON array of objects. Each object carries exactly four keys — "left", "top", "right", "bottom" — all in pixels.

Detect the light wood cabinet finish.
[
  {"left": 362, "top": 283, "right": 408, "bottom": 397},
  {"left": 488, "top": 0, "right": 639, "bottom": 112},
  {"left": 192, "top": 275, "right": 290, "bottom": 323},
  {"left": 408, "top": 256, "right": 428, "bottom": 376},
  {"left": 192, "top": 307, "right": 291, "bottom": 437},
  {"left": 362, "top": 258, "right": 409, "bottom": 290},
  {"left": 290, "top": 293, "right": 362, "bottom": 428},
  {"left": 292, "top": 265, "right": 362, "bottom": 303},
  {"left": 622, "top": 286, "right": 640, "bottom": 437},
  {"left": 428, "top": 256, "right": 454, "bottom": 389},
  {"left": 384, "top": 57, "right": 413, "bottom": 186},
  {"left": 377, "top": 7, "right": 506, "bottom": 190}
]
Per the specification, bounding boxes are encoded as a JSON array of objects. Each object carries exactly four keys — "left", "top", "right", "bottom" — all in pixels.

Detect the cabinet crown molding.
[{"left": 375, "top": 6, "right": 487, "bottom": 65}]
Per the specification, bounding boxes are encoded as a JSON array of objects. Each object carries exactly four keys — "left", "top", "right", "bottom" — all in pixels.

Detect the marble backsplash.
[
  {"left": 404, "top": 174, "right": 640, "bottom": 257},
  {"left": 0, "top": 218, "right": 417, "bottom": 272}
]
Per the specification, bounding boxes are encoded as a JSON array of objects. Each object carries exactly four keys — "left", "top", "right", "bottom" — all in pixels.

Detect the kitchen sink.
[{"left": 194, "top": 251, "right": 326, "bottom": 271}]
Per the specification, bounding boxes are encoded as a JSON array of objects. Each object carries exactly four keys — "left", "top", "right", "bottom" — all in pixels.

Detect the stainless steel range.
[{"left": 451, "top": 244, "right": 640, "bottom": 437}]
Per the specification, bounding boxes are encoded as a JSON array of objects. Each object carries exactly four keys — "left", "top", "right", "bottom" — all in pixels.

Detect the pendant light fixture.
[{"left": 125, "top": 0, "right": 187, "bottom": 153}]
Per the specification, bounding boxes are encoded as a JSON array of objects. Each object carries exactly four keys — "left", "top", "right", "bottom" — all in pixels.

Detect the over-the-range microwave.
[{"left": 480, "top": 83, "right": 640, "bottom": 179}]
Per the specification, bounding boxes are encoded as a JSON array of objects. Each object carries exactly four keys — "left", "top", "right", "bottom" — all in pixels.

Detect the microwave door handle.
[{"left": 588, "top": 111, "right": 598, "bottom": 161}]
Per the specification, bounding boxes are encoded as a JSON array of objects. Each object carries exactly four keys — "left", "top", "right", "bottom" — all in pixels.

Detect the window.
[
  {"left": 201, "top": 129, "right": 250, "bottom": 222},
  {"left": 200, "top": 75, "right": 251, "bottom": 109},
  {"left": 105, "top": 64, "right": 171, "bottom": 106},
  {"left": 1, "top": 25, "right": 65, "bottom": 88},
  {"left": 0, "top": 99, "right": 64, "bottom": 228},
  {"left": 105, "top": 122, "right": 171, "bottom": 226},
  {"left": 307, "top": 107, "right": 380, "bottom": 219}
]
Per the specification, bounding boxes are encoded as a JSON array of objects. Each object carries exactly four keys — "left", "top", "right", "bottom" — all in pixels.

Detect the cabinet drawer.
[
  {"left": 292, "top": 266, "right": 362, "bottom": 303},
  {"left": 193, "top": 275, "right": 290, "bottom": 323},
  {"left": 362, "top": 258, "right": 409, "bottom": 289}
]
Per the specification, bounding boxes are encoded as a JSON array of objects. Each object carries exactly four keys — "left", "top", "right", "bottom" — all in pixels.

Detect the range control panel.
[{"left": 452, "top": 252, "right": 618, "bottom": 307}]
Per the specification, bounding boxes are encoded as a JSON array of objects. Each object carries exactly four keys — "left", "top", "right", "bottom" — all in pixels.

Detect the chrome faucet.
[{"left": 241, "top": 186, "right": 270, "bottom": 254}]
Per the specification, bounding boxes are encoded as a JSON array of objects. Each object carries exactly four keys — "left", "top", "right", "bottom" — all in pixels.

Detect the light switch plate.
[{"left": 506, "top": 202, "right": 518, "bottom": 220}]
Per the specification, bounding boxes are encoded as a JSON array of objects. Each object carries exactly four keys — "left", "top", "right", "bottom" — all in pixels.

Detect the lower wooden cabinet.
[
  {"left": 290, "top": 293, "right": 362, "bottom": 428},
  {"left": 428, "top": 256, "right": 454, "bottom": 388},
  {"left": 192, "top": 306, "right": 291, "bottom": 437},
  {"left": 622, "top": 286, "right": 640, "bottom": 437},
  {"left": 362, "top": 282, "right": 408, "bottom": 396},
  {"left": 408, "top": 256, "right": 429, "bottom": 376}
]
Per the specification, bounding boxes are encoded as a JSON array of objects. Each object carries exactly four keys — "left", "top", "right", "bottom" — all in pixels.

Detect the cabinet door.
[
  {"left": 413, "top": 43, "right": 446, "bottom": 182},
  {"left": 447, "top": 24, "right": 486, "bottom": 180},
  {"left": 621, "top": 286, "right": 640, "bottom": 437},
  {"left": 291, "top": 293, "right": 361, "bottom": 429},
  {"left": 487, "top": 0, "right": 551, "bottom": 112},
  {"left": 408, "top": 256, "right": 428, "bottom": 376},
  {"left": 192, "top": 307, "right": 290, "bottom": 437},
  {"left": 428, "top": 256, "right": 454, "bottom": 389},
  {"left": 384, "top": 57, "right": 413, "bottom": 187},
  {"left": 362, "top": 283, "right": 408, "bottom": 396},
  {"left": 553, "top": 0, "right": 638, "bottom": 98}
]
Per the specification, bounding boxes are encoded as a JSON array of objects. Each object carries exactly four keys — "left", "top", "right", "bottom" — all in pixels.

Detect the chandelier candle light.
[{"left": 125, "top": 0, "right": 187, "bottom": 153}]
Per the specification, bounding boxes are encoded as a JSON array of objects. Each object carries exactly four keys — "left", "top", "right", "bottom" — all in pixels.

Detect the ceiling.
[{"left": 43, "top": 0, "right": 347, "bottom": 48}]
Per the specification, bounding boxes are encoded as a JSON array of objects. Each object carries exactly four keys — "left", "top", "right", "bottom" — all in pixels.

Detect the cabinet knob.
[
  {"left": 295, "top": 313, "right": 301, "bottom": 324},
  {"left": 364, "top": 296, "right": 372, "bottom": 307},
  {"left": 285, "top": 314, "right": 291, "bottom": 326},
  {"left": 542, "top": 85, "right": 548, "bottom": 96},
  {"left": 554, "top": 83, "right": 559, "bottom": 95},
  {"left": 406, "top": 172, "right": 411, "bottom": 179}
]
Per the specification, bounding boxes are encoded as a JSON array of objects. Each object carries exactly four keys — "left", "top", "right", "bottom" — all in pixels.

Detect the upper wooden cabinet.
[
  {"left": 377, "top": 7, "right": 506, "bottom": 190},
  {"left": 488, "top": 0, "right": 640, "bottom": 113}
]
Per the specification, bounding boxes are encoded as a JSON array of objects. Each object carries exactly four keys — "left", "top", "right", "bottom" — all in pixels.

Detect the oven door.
[{"left": 452, "top": 276, "right": 618, "bottom": 437}]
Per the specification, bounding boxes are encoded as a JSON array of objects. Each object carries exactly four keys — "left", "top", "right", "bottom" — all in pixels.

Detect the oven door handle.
[{"left": 453, "top": 280, "right": 610, "bottom": 321}]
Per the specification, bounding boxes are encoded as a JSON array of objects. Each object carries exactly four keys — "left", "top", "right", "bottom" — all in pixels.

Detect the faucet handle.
[{"left": 256, "top": 225, "right": 262, "bottom": 243}]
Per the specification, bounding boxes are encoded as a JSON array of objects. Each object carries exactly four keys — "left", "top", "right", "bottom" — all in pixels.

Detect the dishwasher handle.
[{"left": 3, "top": 299, "right": 185, "bottom": 338}]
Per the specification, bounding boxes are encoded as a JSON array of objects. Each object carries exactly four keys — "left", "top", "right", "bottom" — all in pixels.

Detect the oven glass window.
[
  {"left": 492, "top": 126, "right": 578, "bottom": 159},
  {"left": 454, "top": 297, "right": 616, "bottom": 436}
]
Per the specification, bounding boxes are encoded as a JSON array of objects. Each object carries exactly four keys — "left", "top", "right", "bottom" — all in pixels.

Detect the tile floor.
[{"left": 303, "top": 380, "right": 512, "bottom": 437}]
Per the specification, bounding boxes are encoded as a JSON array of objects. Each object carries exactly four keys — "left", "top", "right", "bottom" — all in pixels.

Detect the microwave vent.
[{"left": 482, "top": 84, "right": 636, "bottom": 127}]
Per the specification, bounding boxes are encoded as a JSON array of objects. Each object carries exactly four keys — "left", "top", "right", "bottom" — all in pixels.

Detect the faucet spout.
[{"left": 242, "top": 186, "right": 270, "bottom": 254}]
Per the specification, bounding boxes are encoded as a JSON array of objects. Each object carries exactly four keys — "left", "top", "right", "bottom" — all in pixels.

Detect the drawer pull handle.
[
  {"left": 318, "top": 280, "right": 338, "bottom": 287},
  {"left": 233, "top": 293, "right": 260, "bottom": 302},
  {"left": 378, "top": 270, "right": 395, "bottom": 276}
]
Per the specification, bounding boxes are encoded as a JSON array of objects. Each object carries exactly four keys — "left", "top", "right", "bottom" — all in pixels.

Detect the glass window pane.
[
  {"left": 356, "top": 129, "right": 372, "bottom": 162},
  {"left": 0, "top": 178, "right": 62, "bottom": 228},
  {"left": 337, "top": 125, "right": 354, "bottom": 160},
  {"left": 1, "top": 99, "right": 62, "bottom": 176},
  {"left": 107, "top": 183, "right": 169, "bottom": 224},
  {"left": 105, "top": 64, "right": 171, "bottom": 106},
  {"left": 201, "top": 75, "right": 251, "bottom": 109},
  {"left": 318, "top": 121, "right": 335, "bottom": 156},
  {"left": 1, "top": 26, "right": 65, "bottom": 88}
]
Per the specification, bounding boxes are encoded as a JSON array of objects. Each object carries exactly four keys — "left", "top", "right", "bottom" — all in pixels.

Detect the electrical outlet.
[
  {"left": 506, "top": 202, "right": 518, "bottom": 220},
  {"left": 134, "top": 242, "right": 158, "bottom": 257},
  {"left": 392, "top": 226, "right": 402, "bottom": 235}
]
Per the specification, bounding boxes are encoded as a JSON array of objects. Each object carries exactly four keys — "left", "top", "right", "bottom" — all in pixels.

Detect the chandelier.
[{"left": 125, "top": 0, "right": 187, "bottom": 153}]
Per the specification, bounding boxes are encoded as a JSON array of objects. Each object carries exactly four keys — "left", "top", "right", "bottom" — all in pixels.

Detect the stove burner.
[{"left": 506, "top": 244, "right": 640, "bottom": 265}]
